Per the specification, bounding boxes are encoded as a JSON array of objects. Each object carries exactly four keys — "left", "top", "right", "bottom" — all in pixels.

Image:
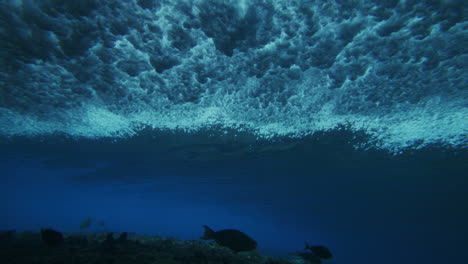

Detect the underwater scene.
[{"left": 0, "top": 0, "right": 467, "bottom": 263}]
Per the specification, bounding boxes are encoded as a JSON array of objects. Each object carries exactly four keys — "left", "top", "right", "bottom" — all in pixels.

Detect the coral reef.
[{"left": 0, "top": 231, "right": 306, "bottom": 264}]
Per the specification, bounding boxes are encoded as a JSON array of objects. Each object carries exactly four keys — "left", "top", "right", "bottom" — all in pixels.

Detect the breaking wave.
[{"left": 0, "top": 0, "right": 466, "bottom": 153}]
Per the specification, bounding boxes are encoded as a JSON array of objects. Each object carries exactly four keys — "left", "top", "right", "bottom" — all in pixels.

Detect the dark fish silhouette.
[
  {"left": 201, "top": 225, "right": 257, "bottom": 253},
  {"left": 305, "top": 242, "right": 333, "bottom": 259},
  {"left": 41, "top": 228, "right": 64, "bottom": 247}
]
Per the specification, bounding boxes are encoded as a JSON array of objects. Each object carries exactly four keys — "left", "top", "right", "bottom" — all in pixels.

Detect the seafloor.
[{"left": 0, "top": 231, "right": 306, "bottom": 264}]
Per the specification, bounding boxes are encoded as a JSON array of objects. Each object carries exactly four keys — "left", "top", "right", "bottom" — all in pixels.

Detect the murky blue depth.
[{"left": 0, "top": 1, "right": 467, "bottom": 264}]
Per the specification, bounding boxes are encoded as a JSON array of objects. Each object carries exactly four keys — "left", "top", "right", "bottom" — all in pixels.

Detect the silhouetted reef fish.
[
  {"left": 41, "top": 228, "right": 64, "bottom": 247},
  {"left": 305, "top": 242, "right": 333, "bottom": 259},
  {"left": 201, "top": 225, "right": 257, "bottom": 253}
]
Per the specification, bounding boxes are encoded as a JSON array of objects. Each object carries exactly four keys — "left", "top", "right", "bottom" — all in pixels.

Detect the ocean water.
[{"left": 0, "top": 0, "right": 467, "bottom": 263}]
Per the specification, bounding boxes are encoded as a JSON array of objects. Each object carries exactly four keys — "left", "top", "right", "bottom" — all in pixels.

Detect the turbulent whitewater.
[{"left": 0, "top": 0, "right": 466, "bottom": 153}]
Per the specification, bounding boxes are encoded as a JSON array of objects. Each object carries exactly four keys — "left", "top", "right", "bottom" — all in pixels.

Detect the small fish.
[
  {"left": 201, "top": 225, "right": 257, "bottom": 253},
  {"left": 305, "top": 242, "right": 333, "bottom": 259},
  {"left": 41, "top": 228, "right": 64, "bottom": 247},
  {"left": 80, "top": 217, "right": 92, "bottom": 229}
]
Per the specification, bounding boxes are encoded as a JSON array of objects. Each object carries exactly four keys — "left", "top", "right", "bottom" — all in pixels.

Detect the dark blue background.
[{"left": 1, "top": 130, "right": 467, "bottom": 264}]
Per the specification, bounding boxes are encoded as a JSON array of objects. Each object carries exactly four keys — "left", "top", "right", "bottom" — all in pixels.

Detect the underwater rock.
[
  {"left": 105, "top": 232, "right": 114, "bottom": 243},
  {"left": 41, "top": 228, "right": 64, "bottom": 247},
  {"left": 265, "top": 258, "right": 295, "bottom": 264},
  {"left": 1, "top": 231, "right": 296, "bottom": 264},
  {"left": 67, "top": 235, "right": 88, "bottom": 248},
  {"left": 305, "top": 242, "right": 333, "bottom": 259},
  {"left": 118, "top": 232, "right": 128, "bottom": 243},
  {"left": 294, "top": 251, "right": 323, "bottom": 264},
  {"left": 100, "top": 232, "right": 117, "bottom": 253},
  {"left": 0, "top": 230, "right": 16, "bottom": 246},
  {"left": 201, "top": 225, "right": 257, "bottom": 253}
]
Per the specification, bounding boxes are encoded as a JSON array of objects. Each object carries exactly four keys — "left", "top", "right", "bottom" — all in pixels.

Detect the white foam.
[{"left": 0, "top": 0, "right": 466, "bottom": 154}]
